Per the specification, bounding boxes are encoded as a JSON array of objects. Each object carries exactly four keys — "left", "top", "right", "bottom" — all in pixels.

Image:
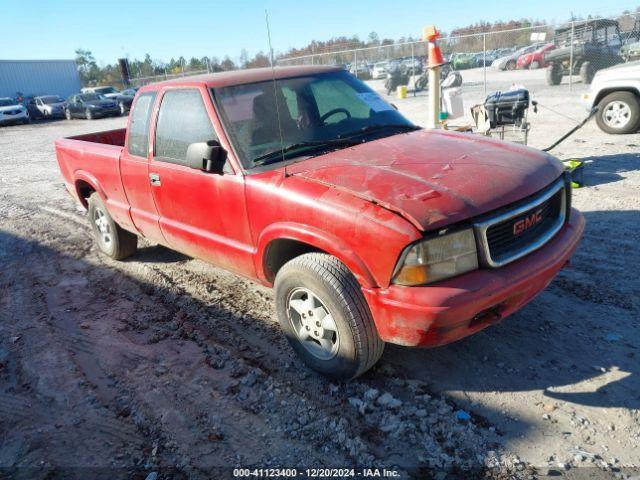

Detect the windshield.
[
  {"left": 40, "top": 96, "right": 63, "bottom": 104},
  {"left": 95, "top": 87, "right": 117, "bottom": 94},
  {"left": 214, "top": 70, "right": 415, "bottom": 169},
  {"left": 80, "top": 93, "right": 105, "bottom": 101},
  {"left": 0, "top": 98, "right": 16, "bottom": 107}
]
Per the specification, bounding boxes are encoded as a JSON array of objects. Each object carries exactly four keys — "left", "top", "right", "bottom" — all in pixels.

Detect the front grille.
[{"left": 475, "top": 179, "right": 567, "bottom": 267}]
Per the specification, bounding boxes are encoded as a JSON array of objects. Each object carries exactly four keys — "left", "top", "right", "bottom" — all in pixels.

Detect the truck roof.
[{"left": 139, "top": 65, "right": 343, "bottom": 91}]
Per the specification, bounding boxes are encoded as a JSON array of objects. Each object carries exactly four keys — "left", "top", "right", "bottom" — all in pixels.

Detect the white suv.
[
  {"left": 581, "top": 61, "right": 640, "bottom": 134},
  {"left": 0, "top": 97, "right": 29, "bottom": 126}
]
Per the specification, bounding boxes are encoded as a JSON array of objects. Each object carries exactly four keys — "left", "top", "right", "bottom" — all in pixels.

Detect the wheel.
[
  {"left": 85, "top": 108, "right": 93, "bottom": 120},
  {"left": 505, "top": 60, "right": 516, "bottom": 71},
  {"left": 595, "top": 91, "right": 640, "bottom": 134},
  {"left": 65, "top": 109, "right": 72, "bottom": 120},
  {"left": 546, "top": 64, "right": 562, "bottom": 85},
  {"left": 87, "top": 193, "right": 137, "bottom": 260},
  {"left": 119, "top": 102, "right": 126, "bottom": 115},
  {"left": 275, "top": 253, "right": 384, "bottom": 379},
  {"left": 580, "top": 61, "right": 595, "bottom": 84},
  {"left": 530, "top": 60, "right": 540, "bottom": 69}
]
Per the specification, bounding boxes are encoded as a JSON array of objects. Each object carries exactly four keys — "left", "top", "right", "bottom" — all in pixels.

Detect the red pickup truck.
[{"left": 55, "top": 66, "right": 584, "bottom": 379}]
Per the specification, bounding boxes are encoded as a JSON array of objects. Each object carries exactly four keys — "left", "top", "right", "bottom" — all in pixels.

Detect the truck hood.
[
  {"left": 594, "top": 60, "right": 640, "bottom": 82},
  {"left": 287, "top": 129, "right": 563, "bottom": 231}
]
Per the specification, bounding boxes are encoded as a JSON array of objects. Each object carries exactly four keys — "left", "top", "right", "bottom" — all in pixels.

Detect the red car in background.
[{"left": 518, "top": 43, "right": 555, "bottom": 69}]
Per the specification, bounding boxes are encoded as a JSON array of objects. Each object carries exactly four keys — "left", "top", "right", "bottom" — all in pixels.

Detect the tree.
[
  {"left": 220, "top": 56, "right": 236, "bottom": 71},
  {"left": 239, "top": 49, "right": 249, "bottom": 68},
  {"left": 74, "top": 48, "right": 99, "bottom": 85}
]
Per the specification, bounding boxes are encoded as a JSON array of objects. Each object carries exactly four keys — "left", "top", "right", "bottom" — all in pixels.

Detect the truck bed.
[
  {"left": 54, "top": 128, "right": 133, "bottom": 230},
  {"left": 66, "top": 128, "right": 126, "bottom": 146}
]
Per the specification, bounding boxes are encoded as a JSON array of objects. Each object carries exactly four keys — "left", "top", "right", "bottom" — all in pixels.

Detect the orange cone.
[{"left": 422, "top": 26, "right": 446, "bottom": 68}]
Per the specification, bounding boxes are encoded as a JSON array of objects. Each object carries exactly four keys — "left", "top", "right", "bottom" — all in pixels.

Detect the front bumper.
[
  {"left": 94, "top": 107, "right": 120, "bottom": 117},
  {"left": 580, "top": 92, "right": 594, "bottom": 110},
  {"left": 363, "top": 209, "right": 585, "bottom": 347}
]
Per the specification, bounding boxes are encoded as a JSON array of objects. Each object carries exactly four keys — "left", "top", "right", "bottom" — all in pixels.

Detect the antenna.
[{"left": 265, "top": 9, "right": 288, "bottom": 176}]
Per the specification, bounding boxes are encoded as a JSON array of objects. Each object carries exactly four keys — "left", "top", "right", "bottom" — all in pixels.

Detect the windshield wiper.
[
  {"left": 337, "top": 124, "right": 421, "bottom": 139},
  {"left": 253, "top": 138, "right": 363, "bottom": 166}
]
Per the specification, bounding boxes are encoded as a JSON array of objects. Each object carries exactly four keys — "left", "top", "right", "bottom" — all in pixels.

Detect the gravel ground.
[{"left": 0, "top": 68, "right": 638, "bottom": 479}]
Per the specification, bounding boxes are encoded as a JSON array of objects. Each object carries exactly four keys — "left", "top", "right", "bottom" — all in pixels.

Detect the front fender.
[{"left": 255, "top": 222, "right": 377, "bottom": 288}]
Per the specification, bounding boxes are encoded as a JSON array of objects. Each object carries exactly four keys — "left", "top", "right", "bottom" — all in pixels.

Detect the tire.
[
  {"left": 275, "top": 253, "right": 384, "bottom": 380},
  {"left": 580, "top": 61, "right": 595, "bottom": 85},
  {"left": 546, "top": 64, "right": 562, "bottom": 85},
  {"left": 505, "top": 60, "right": 516, "bottom": 71},
  {"left": 87, "top": 193, "right": 137, "bottom": 260},
  {"left": 119, "top": 102, "right": 126, "bottom": 115},
  {"left": 414, "top": 76, "right": 428, "bottom": 92},
  {"left": 595, "top": 91, "right": 640, "bottom": 134},
  {"left": 65, "top": 109, "right": 72, "bottom": 120},
  {"left": 85, "top": 108, "right": 93, "bottom": 120},
  {"left": 530, "top": 60, "right": 540, "bottom": 69}
]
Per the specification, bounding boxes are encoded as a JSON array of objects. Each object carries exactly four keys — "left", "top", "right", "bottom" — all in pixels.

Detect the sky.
[{"left": 1, "top": 0, "right": 638, "bottom": 65}]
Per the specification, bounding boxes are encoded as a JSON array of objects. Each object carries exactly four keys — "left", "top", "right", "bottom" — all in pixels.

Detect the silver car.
[{"left": 34, "top": 95, "right": 66, "bottom": 118}]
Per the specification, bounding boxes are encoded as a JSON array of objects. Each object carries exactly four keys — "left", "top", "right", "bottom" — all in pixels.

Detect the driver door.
[{"left": 148, "top": 87, "right": 255, "bottom": 277}]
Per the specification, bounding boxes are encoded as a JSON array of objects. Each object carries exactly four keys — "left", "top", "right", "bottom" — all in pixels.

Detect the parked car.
[
  {"left": 517, "top": 43, "right": 555, "bottom": 69},
  {"left": 0, "top": 97, "right": 29, "bottom": 125},
  {"left": 493, "top": 43, "right": 545, "bottom": 70},
  {"left": 34, "top": 95, "right": 66, "bottom": 118},
  {"left": 473, "top": 50, "right": 500, "bottom": 68},
  {"left": 114, "top": 88, "right": 139, "bottom": 115},
  {"left": 81, "top": 86, "right": 121, "bottom": 99},
  {"left": 580, "top": 60, "right": 640, "bottom": 134},
  {"left": 371, "top": 62, "right": 389, "bottom": 79},
  {"left": 451, "top": 52, "right": 477, "bottom": 70},
  {"left": 22, "top": 95, "right": 44, "bottom": 119},
  {"left": 621, "top": 40, "right": 640, "bottom": 61},
  {"left": 348, "top": 63, "right": 371, "bottom": 80},
  {"left": 545, "top": 19, "right": 624, "bottom": 85},
  {"left": 54, "top": 66, "right": 584, "bottom": 379},
  {"left": 65, "top": 93, "right": 120, "bottom": 120},
  {"left": 620, "top": 18, "right": 640, "bottom": 60},
  {"left": 402, "top": 57, "right": 423, "bottom": 74}
]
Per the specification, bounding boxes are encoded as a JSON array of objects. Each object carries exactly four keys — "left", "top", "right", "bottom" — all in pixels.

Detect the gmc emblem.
[{"left": 513, "top": 209, "right": 543, "bottom": 235}]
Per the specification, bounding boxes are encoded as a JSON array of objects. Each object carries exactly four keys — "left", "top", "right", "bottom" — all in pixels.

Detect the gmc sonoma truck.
[{"left": 55, "top": 66, "right": 585, "bottom": 379}]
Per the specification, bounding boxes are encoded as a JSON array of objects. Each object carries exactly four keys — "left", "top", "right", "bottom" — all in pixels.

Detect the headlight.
[{"left": 392, "top": 228, "right": 478, "bottom": 285}]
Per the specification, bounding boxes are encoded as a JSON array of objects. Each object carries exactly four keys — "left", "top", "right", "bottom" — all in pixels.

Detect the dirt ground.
[{"left": 0, "top": 67, "right": 639, "bottom": 479}]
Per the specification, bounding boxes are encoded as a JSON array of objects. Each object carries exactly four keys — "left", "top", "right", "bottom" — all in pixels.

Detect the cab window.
[
  {"left": 154, "top": 89, "right": 218, "bottom": 165},
  {"left": 127, "top": 92, "right": 157, "bottom": 158}
]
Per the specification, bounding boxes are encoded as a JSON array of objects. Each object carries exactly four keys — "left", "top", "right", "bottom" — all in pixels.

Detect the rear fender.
[
  {"left": 73, "top": 170, "right": 135, "bottom": 231},
  {"left": 73, "top": 170, "right": 107, "bottom": 208}
]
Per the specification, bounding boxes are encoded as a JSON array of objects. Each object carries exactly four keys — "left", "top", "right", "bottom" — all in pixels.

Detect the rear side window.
[
  {"left": 127, "top": 92, "right": 157, "bottom": 158},
  {"left": 154, "top": 89, "right": 217, "bottom": 165}
]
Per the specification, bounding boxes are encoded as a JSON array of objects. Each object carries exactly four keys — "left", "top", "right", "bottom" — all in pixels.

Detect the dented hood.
[{"left": 287, "top": 129, "right": 563, "bottom": 231}]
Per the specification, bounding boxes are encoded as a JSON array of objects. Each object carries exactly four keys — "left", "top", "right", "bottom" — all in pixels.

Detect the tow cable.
[{"left": 537, "top": 105, "right": 599, "bottom": 188}]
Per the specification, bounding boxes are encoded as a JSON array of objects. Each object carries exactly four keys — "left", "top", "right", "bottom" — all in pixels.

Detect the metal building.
[{"left": 0, "top": 60, "right": 81, "bottom": 99}]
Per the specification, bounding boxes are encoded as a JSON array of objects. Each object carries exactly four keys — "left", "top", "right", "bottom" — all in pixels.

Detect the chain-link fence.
[
  {"left": 128, "top": 68, "right": 210, "bottom": 88},
  {"left": 276, "top": 11, "right": 640, "bottom": 96}
]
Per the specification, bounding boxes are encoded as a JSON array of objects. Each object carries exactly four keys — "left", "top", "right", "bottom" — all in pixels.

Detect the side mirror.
[{"left": 185, "top": 140, "right": 227, "bottom": 174}]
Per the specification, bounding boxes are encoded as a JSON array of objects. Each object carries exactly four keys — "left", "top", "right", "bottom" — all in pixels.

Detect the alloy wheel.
[{"left": 287, "top": 287, "right": 339, "bottom": 360}]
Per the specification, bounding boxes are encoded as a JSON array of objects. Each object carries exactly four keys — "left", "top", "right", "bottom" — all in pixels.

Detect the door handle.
[{"left": 149, "top": 173, "right": 161, "bottom": 186}]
